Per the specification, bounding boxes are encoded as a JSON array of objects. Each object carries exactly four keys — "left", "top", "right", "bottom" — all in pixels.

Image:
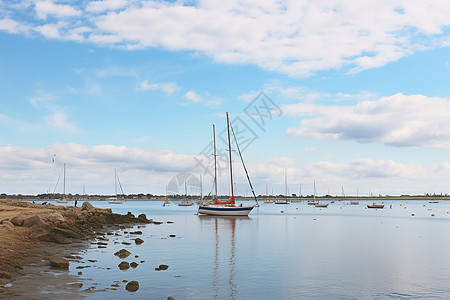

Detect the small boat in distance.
[
  {"left": 275, "top": 169, "right": 290, "bottom": 204},
  {"left": 367, "top": 202, "right": 384, "bottom": 209},
  {"left": 178, "top": 182, "right": 194, "bottom": 206},
  {"left": 350, "top": 188, "right": 359, "bottom": 205},
  {"left": 108, "top": 168, "right": 125, "bottom": 204},
  {"left": 55, "top": 163, "right": 69, "bottom": 203},
  {"left": 312, "top": 180, "right": 328, "bottom": 207},
  {"left": 198, "top": 113, "right": 256, "bottom": 216},
  {"left": 307, "top": 179, "right": 319, "bottom": 205}
]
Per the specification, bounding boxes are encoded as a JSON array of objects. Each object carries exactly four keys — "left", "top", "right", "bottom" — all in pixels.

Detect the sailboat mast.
[
  {"left": 63, "top": 163, "right": 66, "bottom": 200},
  {"left": 313, "top": 179, "right": 316, "bottom": 200},
  {"left": 213, "top": 124, "right": 218, "bottom": 202},
  {"left": 226, "top": 112, "right": 234, "bottom": 199},
  {"left": 285, "top": 169, "right": 287, "bottom": 201},
  {"left": 114, "top": 168, "right": 117, "bottom": 196},
  {"left": 200, "top": 174, "right": 203, "bottom": 201}
]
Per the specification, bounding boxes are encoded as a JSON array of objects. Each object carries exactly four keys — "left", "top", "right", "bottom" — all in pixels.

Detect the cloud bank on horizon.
[
  {"left": 1, "top": 143, "right": 448, "bottom": 196},
  {"left": 2, "top": 0, "right": 450, "bottom": 76}
]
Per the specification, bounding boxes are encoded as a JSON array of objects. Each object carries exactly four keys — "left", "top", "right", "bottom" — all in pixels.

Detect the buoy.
[
  {"left": 296, "top": 208, "right": 298, "bottom": 210},
  {"left": 411, "top": 214, "right": 415, "bottom": 216},
  {"left": 281, "top": 211, "right": 284, "bottom": 213},
  {"left": 431, "top": 214, "right": 435, "bottom": 217},
  {"left": 400, "top": 204, "right": 402, "bottom": 206}
]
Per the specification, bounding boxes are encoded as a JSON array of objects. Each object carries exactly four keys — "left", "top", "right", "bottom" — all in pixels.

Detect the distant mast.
[
  {"left": 285, "top": 169, "right": 288, "bottom": 202},
  {"left": 63, "top": 163, "right": 66, "bottom": 201}
]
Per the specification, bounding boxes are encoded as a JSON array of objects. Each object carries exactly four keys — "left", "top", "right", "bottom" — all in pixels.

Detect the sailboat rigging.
[
  {"left": 351, "top": 188, "right": 359, "bottom": 205},
  {"left": 178, "top": 181, "right": 194, "bottom": 206},
  {"left": 314, "top": 180, "right": 329, "bottom": 207},
  {"left": 108, "top": 168, "right": 125, "bottom": 204},
  {"left": 275, "top": 169, "right": 289, "bottom": 204},
  {"left": 198, "top": 112, "right": 256, "bottom": 216},
  {"left": 55, "top": 163, "right": 69, "bottom": 203}
]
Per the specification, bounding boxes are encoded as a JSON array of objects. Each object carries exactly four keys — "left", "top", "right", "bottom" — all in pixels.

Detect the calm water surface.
[{"left": 18, "top": 200, "right": 450, "bottom": 299}]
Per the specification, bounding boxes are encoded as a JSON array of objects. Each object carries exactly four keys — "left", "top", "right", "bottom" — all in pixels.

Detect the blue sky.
[{"left": 2, "top": 0, "right": 450, "bottom": 197}]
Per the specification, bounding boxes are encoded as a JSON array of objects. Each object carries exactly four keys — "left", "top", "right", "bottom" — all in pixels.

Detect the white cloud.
[
  {"left": 183, "top": 90, "right": 222, "bottom": 107},
  {"left": 1, "top": 143, "right": 450, "bottom": 196},
  {"left": 233, "top": 157, "right": 450, "bottom": 196},
  {"left": 269, "top": 156, "right": 297, "bottom": 168},
  {"left": 237, "top": 91, "right": 258, "bottom": 103},
  {"left": 0, "top": 143, "right": 197, "bottom": 194},
  {"left": 3, "top": 1, "right": 450, "bottom": 75},
  {"left": 138, "top": 80, "right": 179, "bottom": 95},
  {"left": 29, "top": 90, "right": 56, "bottom": 108},
  {"left": 35, "top": 1, "right": 81, "bottom": 20},
  {"left": 184, "top": 90, "right": 202, "bottom": 103},
  {"left": 285, "top": 93, "right": 450, "bottom": 148},
  {"left": 45, "top": 111, "right": 79, "bottom": 133},
  {"left": 85, "top": 0, "right": 129, "bottom": 13},
  {"left": 0, "top": 18, "right": 27, "bottom": 34},
  {"left": 34, "top": 22, "right": 64, "bottom": 39}
]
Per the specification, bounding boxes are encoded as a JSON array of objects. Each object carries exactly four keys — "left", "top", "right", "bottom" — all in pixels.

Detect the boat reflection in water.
[{"left": 198, "top": 215, "right": 250, "bottom": 300}]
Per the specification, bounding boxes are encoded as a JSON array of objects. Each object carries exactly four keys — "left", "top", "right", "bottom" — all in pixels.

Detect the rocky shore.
[{"left": 0, "top": 199, "right": 153, "bottom": 288}]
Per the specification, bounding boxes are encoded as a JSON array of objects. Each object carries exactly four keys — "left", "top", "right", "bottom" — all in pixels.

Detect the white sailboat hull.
[
  {"left": 55, "top": 199, "right": 69, "bottom": 203},
  {"left": 198, "top": 205, "right": 254, "bottom": 216},
  {"left": 274, "top": 200, "right": 289, "bottom": 204},
  {"left": 108, "top": 197, "right": 124, "bottom": 204}
]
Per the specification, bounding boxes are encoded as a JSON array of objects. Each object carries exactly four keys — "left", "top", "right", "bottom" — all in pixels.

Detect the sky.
[{"left": 2, "top": 0, "right": 450, "bottom": 197}]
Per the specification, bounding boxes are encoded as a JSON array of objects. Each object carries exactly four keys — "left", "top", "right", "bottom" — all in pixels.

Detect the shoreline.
[
  {"left": 0, "top": 199, "right": 152, "bottom": 293},
  {"left": 4, "top": 195, "right": 450, "bottom": 203}
]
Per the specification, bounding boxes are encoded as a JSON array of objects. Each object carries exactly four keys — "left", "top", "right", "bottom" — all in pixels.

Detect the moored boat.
[
  {"left": 108, "top": 168, "right": 125, "bottom": 204},
  {"left": 367, "top": 202, "right": 384, "bottom": 209},
  {"left": 55, "top": 163, "right": 69, "bottom": 203},
  {"left": 198, "top": 113, "right": 256, "bottom": 216}
]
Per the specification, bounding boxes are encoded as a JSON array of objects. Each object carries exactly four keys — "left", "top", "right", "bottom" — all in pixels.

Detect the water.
[{"left": 11, "top": 200, "right": 450, "bottom": 299}]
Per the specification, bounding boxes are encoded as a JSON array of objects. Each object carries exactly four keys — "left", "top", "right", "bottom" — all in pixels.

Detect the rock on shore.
[{"left": 0, "top": 199, "right": 153, "bottom": 286}]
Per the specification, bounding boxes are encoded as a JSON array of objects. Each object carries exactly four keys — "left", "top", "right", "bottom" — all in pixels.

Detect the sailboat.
[
  {"left": 275, "top": 169, "right": 289, "bottom": 204},
  {"left": 308, "top": 179, "right": 318, "bottom": 205},
  {"left": 178, "top": 182, "right": 194, "bottom": 206},
  {"left": 314, "top": 180, "right": 329, "bottom": 207},
  {"left": 350, "top": 188, "right": 359, "bottom": 205},
  {"left": 264, "top": 184, "right": 274, "bottom": 203},
  {"left": 55, "top": 163, "right": 69, "bottom": 203},
  {"left": 108, "top": 168, "right": 125, "bottom": 204},
  {"left": 367, "top": 202, "right": 384, "bottom": 209},
  {"left": 198, "top": 113, "right": 256, "bottom": 216}
]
